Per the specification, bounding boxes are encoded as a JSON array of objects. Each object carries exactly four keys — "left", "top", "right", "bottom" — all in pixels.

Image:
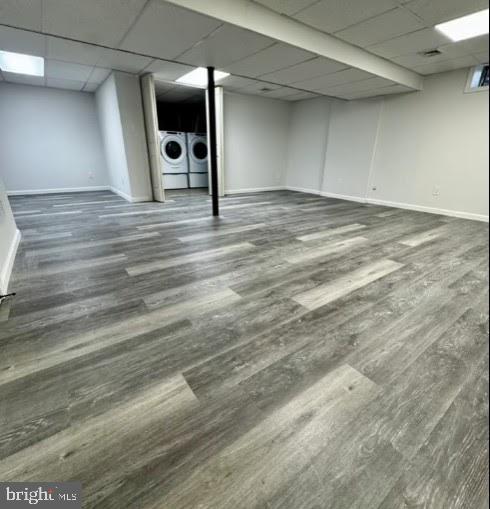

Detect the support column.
[{"left": 207, "top": 67, "right": 219, "bottom": 217}]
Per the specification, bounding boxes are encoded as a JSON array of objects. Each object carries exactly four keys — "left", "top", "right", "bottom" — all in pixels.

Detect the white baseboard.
[
  {"left": 109, "top": 187, "right": 153, "bottom": 203},
  {"left": 225, "top": 186, "right": 285, "bottom": 195},
  {"left": 7, "top": 186, "right": 111, "bottom": 196},
  {"left": 0, "top": 229, "right": 21, "bottom": 294},
  {"left": 284, "top": 185, "right": 321, "bottom": 195},
  {"left": 320, "top": 191, "right": 368, "bottom": 204},
  {"left": 285, "top": 186, "right": 488, "bottom": 222},
  {"left": 366, "top": 197, "right": 489, "bottom": 223}
]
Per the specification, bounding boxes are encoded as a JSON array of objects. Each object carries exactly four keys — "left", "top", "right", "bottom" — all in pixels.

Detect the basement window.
[{"left": 465, "top": 64, "right": 489, "bottom": 93}]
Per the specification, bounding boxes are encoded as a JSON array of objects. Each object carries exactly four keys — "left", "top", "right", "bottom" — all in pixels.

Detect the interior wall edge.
[
  {"left": 0, "top": 228, "right": 21, "bottom": 295},
  {"left": 109, "top": 186, "right": 153, "bottom": 203}
]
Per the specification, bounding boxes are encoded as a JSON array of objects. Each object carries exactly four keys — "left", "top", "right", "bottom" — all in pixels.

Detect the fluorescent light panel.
[
  {"left": 0, "top": 50, "right": 44, "bottom": 76},
  {"left": 435, "top": 9, "right": 489, "bottom": 42},
  {"left": 176, "top": 67, "right": 230, "bottom": 87}
]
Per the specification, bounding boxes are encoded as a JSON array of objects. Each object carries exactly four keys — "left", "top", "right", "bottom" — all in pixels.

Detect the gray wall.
[
  {"left": 0, "top": 82, "right": 109, "bottom": 194},
  {"left": 285, "top": 68, "right": 489, "bottom": 221},
  {"left": 224, "top": 92, "right": 290, "bottom": 193},
  {"left": 369, "top": 68, "right": 489, "bottom": 219},
  {"left": 286, "top": 97, "right": 332, "bottom": 193},
  {"left": 95, "top": 72, "right": 152, "bottom": 202},
  {"left": 0, "top": 177, "right": 20, "bottom": 293}
]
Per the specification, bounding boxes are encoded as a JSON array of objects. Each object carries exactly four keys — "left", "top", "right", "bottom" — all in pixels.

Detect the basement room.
[{"left": 0, "top": 1, "right": 488, "bottom": 508}]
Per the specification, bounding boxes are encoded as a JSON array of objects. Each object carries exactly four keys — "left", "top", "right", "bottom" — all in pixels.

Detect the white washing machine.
[
  {"left": 159, "top": 131, "right": 189, "bottom": 189},
  {"left": 186, "top": 133, "right": 209, "bottom": 189}
]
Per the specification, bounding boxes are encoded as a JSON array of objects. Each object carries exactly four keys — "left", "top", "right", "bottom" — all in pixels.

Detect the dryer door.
[
  {"left": 161, "top": 135, "right": 187, "bottom": 169},
  {"left": 190, "top": 137, "right": 208, "bottom": 165}
]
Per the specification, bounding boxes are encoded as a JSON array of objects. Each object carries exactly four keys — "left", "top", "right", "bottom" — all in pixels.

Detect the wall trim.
[
  {"left": 319, "top": 190, "right": 367, "bottom": 204},
  {"left": 109, "top": 186, "right": 152, "bottom": 203},
  {"left": 367, "top": 197, "right": 489, "bottom": 223},
  {"left": 0, "top": 229, "right": 21, "bottom": 294},
  {"left": 7, "top": 186, "right": 111, "bottom": 196},
  {"left": 284, "top": 185, "right": 321, "bottom": 195},
  {"left": 225, "top": 186, "right": 285, "bottom": 195},
  {"left": 286, "top": 186, "right": 488, "bottom": 222}
]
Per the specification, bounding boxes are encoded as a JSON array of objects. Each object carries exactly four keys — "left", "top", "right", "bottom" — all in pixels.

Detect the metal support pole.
[{"left": 207, "top": 67, "right": 219, "bottom": 217}]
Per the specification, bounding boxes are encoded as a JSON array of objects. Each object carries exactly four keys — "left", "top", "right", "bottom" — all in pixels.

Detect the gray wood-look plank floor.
[{"left": 0, "top": 189, "right": 488, "bottom": 509}]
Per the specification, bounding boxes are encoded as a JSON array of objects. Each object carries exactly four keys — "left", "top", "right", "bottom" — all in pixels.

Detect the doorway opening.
[{"left": 156, "top": 83, "right": 208, "bottom": 199}]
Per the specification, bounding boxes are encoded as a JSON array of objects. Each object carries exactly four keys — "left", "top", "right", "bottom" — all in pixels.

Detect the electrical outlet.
[
  {"left": 432, "top": 185, "right": 440, "bottom": 197},
  {"left": 88, "top": 171, "right": 94, "bottom": 181}
]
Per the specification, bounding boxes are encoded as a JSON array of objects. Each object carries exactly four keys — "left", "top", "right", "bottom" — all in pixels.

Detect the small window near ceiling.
[{"left": 465, "top": 64, "right": 489, "bottom": 93}]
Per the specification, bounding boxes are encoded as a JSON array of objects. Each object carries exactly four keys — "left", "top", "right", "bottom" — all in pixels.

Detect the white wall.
[
  {"left": 286, "top": 97, "right": 332, "bottom": 193},
  {"left": 285, "top": 68, "right": 489, "bottom": 221},
  {"left": 322, "top": 98, "right": 382, "bottom": 201},
  {"left": 223, "top": 92, "right": 290, "bottom": 193},
  {"left": 96, "top": 72, "right": 152, "bottom": 202},
  {"left": 369, "top": 68, "right": 489, "bottom": 220},
  {"left": 0, "top": 82, "right": 109, "bottom": 194},
  {"left": 0, "top": 177, "right": 20, "bottom": 294}
]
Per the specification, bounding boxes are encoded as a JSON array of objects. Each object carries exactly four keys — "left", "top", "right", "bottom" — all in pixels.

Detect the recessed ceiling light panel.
[
  {"left": 0, "top": 50, "right": 44, "bottom": 76},
  {"left": 435, "top": 9, "right": 489, "bottom": 42},
  {"left": 176, "top": 67, "right": 230, "bottom": 87}
]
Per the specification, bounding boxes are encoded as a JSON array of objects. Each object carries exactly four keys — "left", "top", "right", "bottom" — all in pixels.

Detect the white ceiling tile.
[
  {"left": 177, "top": 24, "right": 274, "bottom": 68},
  {"left": 414, "top": 55, "right": 479, "bottom": 75},
  {"left": 87, "top": 67, "right": 111, "bottom": 84},
  {"left": 325, "top": 76, "right": 395, "bottom": 95},
  {"left": 294, "top": 67, "right": 374, "bottom": 92},
  {"left": 83, "top": 81, "right": 100, "bottom": 92},
  {"left": 284, "top": 90, "right": 320, "bottom": 101},
  {"left": 391, "top": 42, "right": 469, "bottom": 68},
  {"left": 225, "top": 43, "right": 314, "bottom": 77},
  {"left": 474, "top": 51, "right": 489, "bottom": 64},
  {"left": 96, "top": 48, "right": 152, "bottom": 73},
  {"left": 144, "top": 60, "right": 194, "bottom": 81},
  {"left": 261, "top": 56, "right": 347, "bottom": 84},
  {"left": 367, "top": 28, "right": 452, "bottom": 59},
  {"left": 2, "top": 71, "right": 44, "bottom": 86},
  {"left": 253, "top": 0, "right": 319, "bottom": 16},
  {"left": 341, "top": 84, "right": 414, "bottom": 100},
  {"left": 46, "top": 59, "right": 93, "bottom": 81},
  {"left": 294, "top": 0, "right": 396, "bottom": 34},
  {"left": 119, "top": 1, "right": 222, "bottom": 60},
  {"left": 0, "top": 25, "right": 45, "bottom": 57},
  {"left": 46, "top": 37, "right": 102, "bottom": 66},
  {"left": 0, "top": 0, "right": 42, "bottom": 30},
  {"left": 43, "top": 0, "right": 147, "bottom": 47},
  {"left": 404, "top": 0, "right": 489, "bottom": 25},
  {"left": 259, "top": 86, "right": 302, "bottom": 98},
  {"left": 220, "top": 75, "right": 258, "bottom": 90},
  {"left": 455, "top": 34, "right": 489, "bottom": 55},
  {"left": 47, "top": 77, "right": 85, "bottom": 91},
  {"left": 335, "top": 7, "right": 425, "bottom": 47},
  {"left": 236, "top": 79, "right": 282, "bottom": 94}
]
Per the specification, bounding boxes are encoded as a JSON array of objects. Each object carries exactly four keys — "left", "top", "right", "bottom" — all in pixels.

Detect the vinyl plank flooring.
[
  {"left": 126, "top": 242, "right": 256, "bottom": 276},
  {"left": 293, "top": 258, "right": 404, "bottom": 310},
  {"left": 284, "top": 235, "right": 369, "bottom": 264},
  {"left": 1, "top": 189, "right": 488, "bottom": 509}
]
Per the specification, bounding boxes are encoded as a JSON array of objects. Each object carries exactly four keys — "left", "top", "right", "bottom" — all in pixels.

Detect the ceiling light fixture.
[
  {"left": 176, "top": 67, "right": 230, "bottom": 87},
  {"left": 0, "top": 50, "right": 44, "bottom": 76},
  {"left": 435, "top": 9, "right": 489, "bottom": 42}
]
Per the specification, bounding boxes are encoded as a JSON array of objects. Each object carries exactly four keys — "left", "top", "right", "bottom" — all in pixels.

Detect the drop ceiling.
[{"left": 0, "top": 0, "right": 487, "bottom": 100}]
